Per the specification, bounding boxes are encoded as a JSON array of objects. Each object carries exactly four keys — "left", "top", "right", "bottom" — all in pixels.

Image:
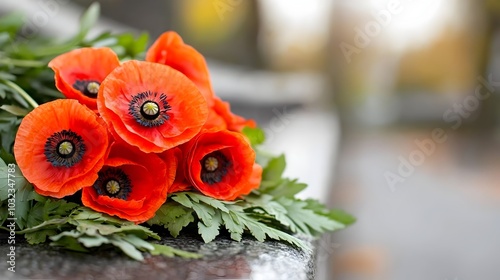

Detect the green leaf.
[
  {"left": 0, "top": 160, "right": 34, "bottom": 229},
  {"left": 50, "top": 231, "right": 89, "bottom": 252},
  {"left": 221, "top": 212, "right": 243, "bottom": 241},
  {"left": 185, "top": 192, "right": 230, "bottom": 213},
  {"left": 242, "top": 126, "right": 266, "bottom": 146},
  {"left": 232, "top": 209, "right": 310, "bottom": 251},
  {"left": 303, "top": 199, "right": 356, "bottom": 226},
  {"left": 0, "top": 147, "right": 15, "bottom": 164},
  {"left": 78, "top": 234, "right": 109, "bottom": 248},
  {"left": 15, "top": 182, "right": 33, "bottom": 229},
  {"left": 109, "top": 235, "right": 144, "bottom": 261},
  {"left": 17, "top": 218, "right": 69, "bottom": 235},
  {"left": 198, "top": 212, "right": 221, "bottom": 243},
  {"left": 276, "top": 197, "right": 345, "bottom": 236},
  {"left": 77, "top": 3, "right": 100, "bottom": 41},
  {"left": 191, "top": 202, "right": 215, "bottom": 227},
  {"left": 121, "top": 234, "right": 154, "bottom": 251},
  {"left": 24, "top": 229, "right": 57, "bottom": 244},
  {"left": 327, "top": 209, "right": 356, "bottom": 226},
  {"left": 258, "top": 178, "right": 307, "bottom": 198},
  {"left": 147, "top": 203, "right": 194, "bottom": 237},
  {"left": 262, "top": 154, "right": 286, "bottom": 182},
  {"left": 171, "top": 193, "right": 194, "bottom": 208}
]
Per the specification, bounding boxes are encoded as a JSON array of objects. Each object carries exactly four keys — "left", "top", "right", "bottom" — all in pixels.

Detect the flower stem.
[{"left": 2, "top": 79, "right": 39, "bottom": 108}]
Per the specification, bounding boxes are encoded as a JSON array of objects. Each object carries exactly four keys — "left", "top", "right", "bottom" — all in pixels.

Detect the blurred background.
[{"left": 2, "top": 0, "right": 500, "bottom": 279}]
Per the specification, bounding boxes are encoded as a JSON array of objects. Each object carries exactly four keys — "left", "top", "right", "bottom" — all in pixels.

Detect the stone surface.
[{"left": 0, "top": 232, "right": 317, "bottom": 280}]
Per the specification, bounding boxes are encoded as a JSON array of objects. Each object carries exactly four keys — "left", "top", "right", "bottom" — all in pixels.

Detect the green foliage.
[
  {"left": 0, "top": 3, "right": 149, "bottom": 154},
  {"left": 147, "top": 203, "right": 194, "bottom": 238},
  {"left": 11, "top": 206, "right": 200, "bottom": 261},
  {"left": 156, "top": 192, "right": 311, "bottom": 251}
]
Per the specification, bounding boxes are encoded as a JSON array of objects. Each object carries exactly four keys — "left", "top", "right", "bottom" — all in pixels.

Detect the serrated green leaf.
[
  {"left": 198, "top": 212, "right": 221, "bottom": 243},
  {"left": 24, "top": 229, "right": 57, "bottom": 244},
  {"left": 73, "top": 219, "right": 159, "bottom": 240},
  {"left": 221, "top": 212, "right": 243, "bottom": 241},
  {"left": 171, "top": 193, "right": 194, "bottom": 208},
  {"left": 147, "top": 203, "right": 194, "bottom": 237},
  {"left": 233, "top": 210, "right": 310, "bottom": 251},
  {"left": 17, "top": 217, "right": 69, "bottom": 235},
  {"left": 186, "top": 192, "right": 230, "bottom": 213},
  {"left": 276, "top": 197, "right": 345, "bottom": 235},
  {"left": 191, "top": 202, "right": 215, "bottom": 227}
]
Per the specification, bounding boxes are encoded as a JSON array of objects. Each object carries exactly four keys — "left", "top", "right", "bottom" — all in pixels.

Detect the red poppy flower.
[
  {"left": 146, "top": 31, "right": 215, "bottom": 107},
  {"left": 204, "top": 97, "right": 257, "bottom": 132},
  {"left": 97, "top": 60, "right": 209, "bottom": 153},
  {"left": 183, "top": 130, "right": 262, "bottom": 200},
  {"left": 81, "top": 142, "right": 177, "bottom": 223},
  {"left": 159, "top": 147, "right": 192, "bottom": 194},
  {"left": 14, "top": 99, "right": 109, "bottom": 198},
  {"left": 48, "top": 47, "right": 120, "bottom": 110}
]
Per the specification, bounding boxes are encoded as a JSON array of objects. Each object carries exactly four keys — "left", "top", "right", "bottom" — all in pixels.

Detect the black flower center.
[
  {"left": 44, "top": 129, "right": 86, "bottom": 167},
  {"left": 93, "top": 168, "right": 132, "bottom": 200},
  {"left": 129, "top": 91, "right": 171, "bottom": 127},
  {"left": 200, "top": 151, "right": 231, "bottom": 185},
  {"left": 73, "top": 80, "right": 100, "bottom": 97}
]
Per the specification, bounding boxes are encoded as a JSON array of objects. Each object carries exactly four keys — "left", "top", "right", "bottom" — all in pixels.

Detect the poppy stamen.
[
  {"left": 44, "top": 129, "right": 86, "bottom": 167},
  {"left": 141, "top": 101, "right": 160, "bottom": 120},
  {"left": 200, "top": 151, "right": 230, "bottom": 185},
  {"left": 105, "top": 180, "right": 121, "bottom": 195},
  {"left": 73, "top": 80, "right": 101, "bottom": 98},
  {"left": 93, "top": 167, "right": 132, "bottom": 200},
  {"left": 129, "top": 91, "right": 171, "bottom": 127},
  {"left": 87, "top": 81, "right": 100, "bottom": 95},
  {"left": 204, "top": 156, "right": 219, "bottom": 172},
  {"left": 57, "top": 141, "right": 74, "bottom": 158}
]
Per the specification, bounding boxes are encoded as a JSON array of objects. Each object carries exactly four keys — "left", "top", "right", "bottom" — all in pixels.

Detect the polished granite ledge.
[{"left": 0, "top": 232, "right": 317, "bottom": 280}]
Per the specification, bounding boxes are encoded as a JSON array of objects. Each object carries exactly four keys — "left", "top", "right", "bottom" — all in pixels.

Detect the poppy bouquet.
[{"left": 0, "top": 4, "right": 354, "bottom": 260}]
